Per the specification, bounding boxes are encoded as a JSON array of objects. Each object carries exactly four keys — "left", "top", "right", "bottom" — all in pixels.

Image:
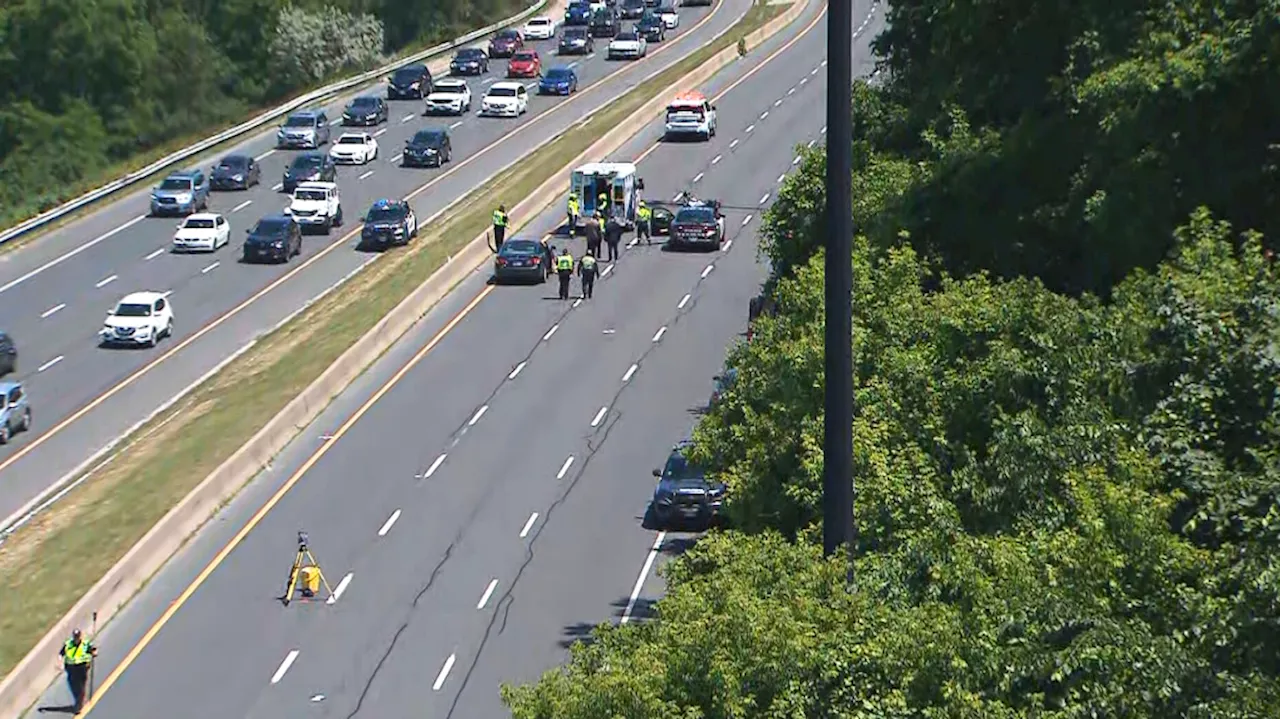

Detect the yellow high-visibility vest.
[
  {"left": 492, "top": 210, "right": 508, "bottom": 227},
  {"left": 580, "top": 256, "right": 597, "bottom": 272},
  {"left": 556, "top": 254, "right": 574, "bottom": 271},
  {"left": 568, "top": 197, "right": 579, "bottom": 214},
  {"left": 63, "top": 640, "right": 91, "bottom": 665},
  {"left": 638, "top": 206, "right": 651, "bottom": 221}
]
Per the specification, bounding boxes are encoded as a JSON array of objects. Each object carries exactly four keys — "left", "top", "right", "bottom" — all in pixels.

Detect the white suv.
[
  {"left": 99, "top": 292, "right": 175, "bottom": 348},
  {"left": 285, "top": 182, "right": 344, "bottom": 233}
]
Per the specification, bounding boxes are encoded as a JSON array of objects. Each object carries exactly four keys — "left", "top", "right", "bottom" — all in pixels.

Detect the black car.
[
  {"left": 650, "top": 441, "right": 726, "bottom": 527},
  {"left": 619, "top": 0, "right": 646, "bottom": 19},
  {"left": 243, "top": 215, "right": 302, "bottom": 263},
  {"left": 637, "top": 12, "right": 666, "bottom": 40},
  {"left": 494, "top": 238, "right": 549, "bottom": 283},
  {"left": 359, "top": 199, "right": 418, "bottom": 250},
  {"left": 387, "top": 63, "right": 432, "bottom": 99},
  {"left": 402, "top": 128, "right": 452, "bottom": 167},
  {"left": 489, "top": 29, "right": 524, "bottom": 58},
  {"left": 343, "top": 95, "right": 388, "bottom": 125},
  {"left": 589, "top": 8, "right": 620, "bottom": 37},
  {"left": 558, "top": 26, "right": 595, "bottom": 54},
  {"left": 450, "top": 47, "right": 490, "bottom": 75},
  {"left": 565, "top": 0, "right": 592, "bottom": 24},
  {"left": 282, "top": 153, "right": 336, "bottom": 192},
  {"left": 210, "top": 154, "right": 260, "bottom": 190},
  {"left": 668, "top": 202, "right": 724, "bottom": 249},
  {"left": 647, "top": 203, "right": 676, "bottom": 234},
  {"left": 0, "top": 332, "right": 16, "bottom": 376}
]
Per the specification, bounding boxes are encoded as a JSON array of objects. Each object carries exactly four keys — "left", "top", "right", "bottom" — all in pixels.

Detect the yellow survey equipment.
[{"left": 282, "top": 531, "right": 333, "bottom": 605}]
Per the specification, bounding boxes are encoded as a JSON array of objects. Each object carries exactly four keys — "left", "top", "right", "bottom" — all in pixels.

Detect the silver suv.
[
  {"left": 276, "top": 110, "right": 331, "bottom": 149},
  {"left": 0, "top": 380, "right": 31, "bottom": 444},
  {"left": 150, "top": 170, "right": 210, "bottom": 216}
]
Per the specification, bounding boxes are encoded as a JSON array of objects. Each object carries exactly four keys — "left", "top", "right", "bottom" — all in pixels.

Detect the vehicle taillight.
[
  {"left": 703, "top": 227, "right": 717, "bottom": 236},
  {"left": 496, "top": 257, "right": 507, "bottom": 266},
  {"left": 531, "top": 255, "right": 541, "bottom": 263}
]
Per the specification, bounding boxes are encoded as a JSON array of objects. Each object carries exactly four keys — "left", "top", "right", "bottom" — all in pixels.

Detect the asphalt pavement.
[
  {"left": 21, "top": 0, "right": 886, "bottom": 715},
  {"left": 0, "top": 0, "right": 748, "bottom": 526}
]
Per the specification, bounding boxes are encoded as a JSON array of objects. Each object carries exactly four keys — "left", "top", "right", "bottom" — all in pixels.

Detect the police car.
[{"left": 359, "top": 198, "right": 418, "bottom": 250}]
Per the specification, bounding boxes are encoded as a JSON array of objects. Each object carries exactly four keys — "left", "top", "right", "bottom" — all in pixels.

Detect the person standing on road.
[
  {"left": 566, "top": 193, "right": 580, "bottom": 236},
  {"left": 59, "top": 628, "right": 96, "bottom": 713},
  {"left": 578, "top": 249, "right": 598, "bottom": 299},
  {"left": 636, "top": 200, "right": 652, "bottom": 245},
  {"left": 583, "top": 210, "right": 603, "bottom": 258},
  {"left": 597, "top": 191, "right": 609, "bottom": 220},
  {"left": 604, "top": 216, "right": 624, "bottom": 262},
  {"left": 555, "top": 247, "right": 575, "bottom": 300},
  {"left": 492, "top": 205, "right": 509, "bottom": 251}
]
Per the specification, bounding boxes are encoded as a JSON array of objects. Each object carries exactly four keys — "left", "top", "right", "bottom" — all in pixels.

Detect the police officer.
[
  {"left": 555, "top": 247, "right": 575, "bottom": 300},
  {"left": 636, "top": 200, "right": 652, "bottom": 245},
  {"left": 578, "top": 249, "right": 598, "bottom": 299},
  {"left": 492, "top": 204, "right": 509, "bottom": 251},
  {"left": 583, "top": 210, "right": 603, "bottom": 258},
  {"left": 59, "top": 628, "right": 96, "bottom": 713},
  {"left": 566, "top": 193, "right": 580, "bottom": 236}
]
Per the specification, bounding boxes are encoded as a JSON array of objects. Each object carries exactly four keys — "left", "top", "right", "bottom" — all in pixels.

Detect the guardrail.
[{"left": 0, "top": 0, "right": 548, "bottom": 248}]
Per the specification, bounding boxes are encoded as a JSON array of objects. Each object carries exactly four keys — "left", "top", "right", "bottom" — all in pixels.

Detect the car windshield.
[
  {"left": 184, "top": 218, "right": 216, "bottom": 229},
  {"left": 367, "top": 206, "right": 406, "bottom": 222},
  {"left": 291, "top": 155, "right": 323, "bottom": 170},
  {"left": 253, "top": 219, "right": 290, "bottom": 235},
  {"left": 513, "top": 51, "right": 536, "bottom": 60},
  {"left": 530, "top": 18, "right": 551, "bottom": 25},
  {"left": 218, "top": 156, "right": 248, "bottom": 169},
  {"left": 434, "top": 81, "right": 465, "bottom": 93},
  {"left": 158, "top": 178, "right": 192, "bottom": 191},
  {"left": 676, "top": 207, "right": 716, "bottom": 223},
  {"left": 350, "top": 97, "right": 377, "bottom": 107},
  {"left": 337, "top": 135, "right": 365, "bottom": 144},
  {"left": 565, "top": 28, "right": 586, "bottom": 36},
  {"left": 489, "top": 87, "right": 517, "bottom": 97},
  {"left": 412, "top": 130, "right": 445, "bottom": 144},
  {"left": 545, "top": 69, "right": 572, "bottom": 80},
  {"left": 393, "top": 67, "right": 422, "bottom": 82},
  {"left": 502, "top": 240, "right": 540, "bottom": 255},
  {"left": 667, "top": 103, "right": 704, "bottom": 116},
  {"left": 458, "top": 48, "right": 484, "bottom": 58},
  {"left": 295, "top": 190, "right": 326, "bottom": 201},
  {"left": 114, "top": 303, "right": 152, "bottom": 317},
  {"left": 284, "top": 114, "right": 315, "bottom": 127},
  {"left": 661, "top": 451, "right": 703, "bottom": 480}
]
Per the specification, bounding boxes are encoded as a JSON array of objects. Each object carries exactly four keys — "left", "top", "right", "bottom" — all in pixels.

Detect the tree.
[{"left": 268, "top": 4, "right": 384, "bottom": 88}]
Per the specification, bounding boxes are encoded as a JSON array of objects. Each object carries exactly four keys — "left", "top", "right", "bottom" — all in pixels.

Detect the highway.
[
  {"left": 0, "top": 0, "right": 752, "bottom": 526},
  {"left": 21, "top": 0, "right": 884, "bottom": 715}
]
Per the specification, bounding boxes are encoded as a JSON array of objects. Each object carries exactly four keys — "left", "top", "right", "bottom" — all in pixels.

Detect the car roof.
[
  {"left": 513, "top": 49, "right": 538, "bottom": 56},
  {"left": 370, "top": 198, "right": 407, "bottom": 209},
  {"left": 490, "top": 80, "right": 525, "bottom": 90},
  {"left": 165, "top": 170, "right": 200, "bottom": 180},
  {"left": 219, "top": 154, "right": 251, "bottom": 162},
  {"left": 338, "top": 132, "right": 371, "bottom": 139},
  {"left": 529, "top": 15, "right": 552, "bottom": 22},
  {"left": 118, "top": 291, "right": 165, "bottom": 304},
  {"left": 350, "top": 94, "right": 380, "bottom": 102},
  {"left": 0, "top": 379, "right": 22, "bottom": 393},
  {"left": 296, "top": 181, "right": 337, "bottom": 191},
  {"left": 289, "top": 109, "right": 322, "bottom": 118},
  {"left": 434, "top": 78, "right": 466, "bottom": 86},
  {"left": 185, "top": 212, "right": 222, "bottom": 221},
  {"left": 395, "top": 63, "right": 426, "bottom": 71},
  {"left": 546, "top": 65, "right": 574, "bottom": 73}
]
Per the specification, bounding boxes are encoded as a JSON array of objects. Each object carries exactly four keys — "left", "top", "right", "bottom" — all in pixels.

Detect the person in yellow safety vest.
[
  {"left": 566, "top": 193, "right": 580, "bottom": 237},
  {"left": 636, "top": 200, "right": 652, "bottom": 245},
  {"left": 492, "top": 205, "right": 509, "bottom": 251},
  {"left": 597, "top": 191, "right": 609, "bottom": 219},
  {"left": 578, "top": 249, "right": 598, "bottom": 299},
  {"left": 555, "top": 247, "right": 575, "bottom": 300},
  {"left": 59, "top": 628, "right": 97, "bottom": 713}
]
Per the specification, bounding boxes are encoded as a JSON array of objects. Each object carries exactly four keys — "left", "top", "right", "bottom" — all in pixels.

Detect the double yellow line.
[{"left": 78, "top": 1, "right": 826, "bottom": 712}]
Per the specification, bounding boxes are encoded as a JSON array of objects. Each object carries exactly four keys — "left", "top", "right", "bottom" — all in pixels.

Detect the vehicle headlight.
[
  {"left": 136, "top": 326, "right": 152, "bottom": 335},
  {"left": 277, "top": 128, "right": 286, "bottom": 136},
  {"left": 273, "top": 240, "right": 285, "bottom": 248},
  {"left": 232, "top": 174, "right": 243, "bottom": 181},
  {"left": 176, "top": 193, "right": 192, "bottom": 203}
]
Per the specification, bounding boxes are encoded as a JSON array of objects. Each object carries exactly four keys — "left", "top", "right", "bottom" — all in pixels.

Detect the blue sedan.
[{"left": 538, "top": 67, "right": 579, "bottom": 95}]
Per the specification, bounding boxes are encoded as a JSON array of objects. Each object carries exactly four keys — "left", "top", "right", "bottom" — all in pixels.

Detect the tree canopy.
[
  {"left": 0, "top": 0, "right": 527, "bottom": 227},
  {"left": 501, "top": 0, "right": 1280, "bottom": 714}
]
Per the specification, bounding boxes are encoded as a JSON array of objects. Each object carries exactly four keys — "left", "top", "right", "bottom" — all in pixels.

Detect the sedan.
[
  {"left": 538, "top": 66, "right": 579, "bottom": 94},
  {"left": 450, "top": 47, "right": 490, "bottom": 75},
  {"left": 507, "top": 50, "right": 542, "bottom": 78},
  {"left": 494, "top": 238, "right": 549, "bottom": 283},
  {"left": 172, "top": 213, "right": 231, "bottom": 252},
  {"left": 522, "top": 16, "right": 557, "bottom": 39},
  {"left": 329, "top": 133, "right": 379, "bottom": 164}
]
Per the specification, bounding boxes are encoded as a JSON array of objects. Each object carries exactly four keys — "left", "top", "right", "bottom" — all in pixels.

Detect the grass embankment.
[{"left": 0, "top": 0, "right": 787, "bottom": 677}]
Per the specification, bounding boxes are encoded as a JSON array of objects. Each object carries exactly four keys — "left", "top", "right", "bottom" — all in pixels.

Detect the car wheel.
[
  {"left": 0, "top": 424, "right": 9, "bottom": 445},
  {"left": 164, "top": 319, "right": 174, "bottom": 339},
  {"left": 19, "top": 408, "right": 30, "bottom": 433},
  {"left": 335, "top": 207, "right": 344, "bottom": 225}
]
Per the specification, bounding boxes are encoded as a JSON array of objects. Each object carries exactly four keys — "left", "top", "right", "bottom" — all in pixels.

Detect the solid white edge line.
[
  {"left": 40, "top": 304, "right": 65, "bottom": 319},
  {"left": 326, "top": 573, "right": 353, "bottom": 604},
  {"left": 508, "top": 361, "right": 527, "bottom": 379},
  {"left": 433, "top": 654, "right": 457, "bottom": 691},
  {"left": 543, "top": 323, "right": 559, "bottom": 341},
  {"left": 519, "top": 512, "right": 538, "bottom": 538},
  {"left": 652, "top": 326, "right": 666, "bottom": 342},
  {"left": 378, "top": 509, "right": 402, "bottom": 537},
  {"left": 477, "top": 579, "right": 499, "bottom": 609},
  {"left": 557, "top": 455, "right": 575, "bottom": 479},
  {"left": 677, "top": 293, "right": 690, "bottom": 309},
  {"left": 37, "top": 356, "right": 64, "bottom": 373},
  {"left": 424, "top": 453, "right": 447, "bottom": 478},
  {"left": 468, "top": 405, "right": 489, "bottom": 426},
  {"left": 621, "top": 531, "right": 666, "bottom": 624},
  {"left": 271, "top": 650, "right": 300, "bottom": 684},
  {"left": 590, "top": 406, "right": 608, "bottom": 427},
  {"left": 0, "top": 215, "right": 145, "bottom": 295},
  {"left": 622, "top": 363, "right": 638, "bottom": 382}
]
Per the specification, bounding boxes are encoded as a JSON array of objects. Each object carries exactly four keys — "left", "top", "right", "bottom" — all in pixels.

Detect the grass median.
[{"left": 0, "top": 0, "right": 788, "bottom": 678}]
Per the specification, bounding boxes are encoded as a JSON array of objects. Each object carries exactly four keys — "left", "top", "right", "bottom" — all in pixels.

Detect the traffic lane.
[{"left": 0, "top": 0, "right": 736, "bottom": 513}]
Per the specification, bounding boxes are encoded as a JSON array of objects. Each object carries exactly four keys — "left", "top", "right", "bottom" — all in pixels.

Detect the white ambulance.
[{"left": 570, "top": 162, "right": 646, "bottom": 229}]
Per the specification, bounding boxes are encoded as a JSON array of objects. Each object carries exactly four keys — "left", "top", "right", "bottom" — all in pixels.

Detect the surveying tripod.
[{"left": 282, "top": 531, "right": 333, "bottom": 606}]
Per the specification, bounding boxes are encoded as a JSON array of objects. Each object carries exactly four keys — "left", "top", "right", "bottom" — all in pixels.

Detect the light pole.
[{"left": 823, "top": 0, "right": 855, "bottom": 579}]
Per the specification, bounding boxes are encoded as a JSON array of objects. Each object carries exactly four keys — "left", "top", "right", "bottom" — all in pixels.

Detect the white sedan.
[
  {"left": 522, "top": 16, "right": 557, "bottom": 39},
  {"left": 172, "top": 212, "right": 230, "bottom": 252},
  {"left": 329, "top": 132, "right": 379, "bottom": 164}
]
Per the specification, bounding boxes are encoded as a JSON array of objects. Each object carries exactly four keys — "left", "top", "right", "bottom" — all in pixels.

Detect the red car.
[{"left": 507, "top": 50, "right": 542, "bottom": 78}]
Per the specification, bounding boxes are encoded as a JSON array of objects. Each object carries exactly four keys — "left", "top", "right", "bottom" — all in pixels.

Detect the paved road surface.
[
  {"left": 0, "top": 0, "right": 744, "bottom": 525},
  {"left": 22, "top": 1, "right": 885, "bottom": 716}
]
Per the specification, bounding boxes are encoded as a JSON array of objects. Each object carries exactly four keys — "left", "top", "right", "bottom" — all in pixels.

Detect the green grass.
[{"left": 0, "top": 0, "right": 789, "bottom": 679}]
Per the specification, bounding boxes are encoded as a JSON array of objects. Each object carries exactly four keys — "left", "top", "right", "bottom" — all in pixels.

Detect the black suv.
[
  {"left": 343, "top": 95, "right": 388, "bottom": 125},
  {"left": 402, "top": 129, "right": 452, "bottom": 168},
  {"left": 638, "top": 12, "right": 666, "bottom": 41},
  {"left": 388, "top": 63, "right": 432, "bottom": 99},
  {"left": 649, "top": 441, "right": 726, "bottom": 528},
  {"left": 559, "top": 26, "right": 595, "bottom": 54},
  {"left": 0, "top": 332, "right": 16, "bottom": 376},
  {"left": 450, "top": 47, "right": 490, "bottom": 75},
  {"left": 589, "top": 8, "right": 620, "bottom": 37},
  {"left": 210, "top": 154, "right": 261, "bottom": 190},
  {"left": 243, "top": 215, "right": 302, "bottom": 263},
  {"left": 620, "top": 0, "right": 646, "bottom": 19},
  {"left": 282, "top": 153, "right": 336, "bottom": 192}
]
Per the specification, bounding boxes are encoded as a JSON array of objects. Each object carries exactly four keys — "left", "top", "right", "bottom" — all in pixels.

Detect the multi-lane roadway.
[
  {"left": 0, "top": 0, "right": 753, "bottom": 527},
  {"left": 20, "top": 0, "right": 886, "bottom": 715}
]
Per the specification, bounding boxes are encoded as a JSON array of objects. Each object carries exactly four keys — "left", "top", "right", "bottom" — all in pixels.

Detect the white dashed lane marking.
[
  {"left": 678, "top": 293, "right": 691, "bottom": 309},
  {"left": 424, "top": 453, "right": 447, "bottom": 478},
  {"left": 271, "top": 651, "right": 300, "bottom": 684},
  {"left": 95, "top": 275, "right": 117, "bottom": 288},
  {"left": 378, "top": 510, "right": 401, "bottom": 537},
  {"left": 520, "top": 512, "right": 538, "bottom": 538},
  {"left": 145, "top": 247, "right": 166, "bottom": 260},
  {"left": 40, "top": 304, "right": 65, "bottom": 319},
  {"left": 327, "top": 573, "right": 353, "bottom": 604},
  {"left": 232, "top": 200, "right": 253, "bottom": 213},
  {"left": 590, "top": 407, "right": 608, "bottom": 427},
  {"left": 37, "top": 356, "right": 64, "bottom": 373},
  {"left": 201, "top": 261, "right": 220, "bottom": 274},
  {"left": 622, "top": 363, "right": 638, "bottom": 382},
  {"left": 557, "top": 455, "right": 575, "bottom": 479}
]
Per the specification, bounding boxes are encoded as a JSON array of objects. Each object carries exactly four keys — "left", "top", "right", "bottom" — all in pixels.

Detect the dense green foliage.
[
  {"left": 501, "top": 0, "right": 1280, "bottom": 715},
  {"left": 0, "top": 0, "right": 525, "bottom": 227}
]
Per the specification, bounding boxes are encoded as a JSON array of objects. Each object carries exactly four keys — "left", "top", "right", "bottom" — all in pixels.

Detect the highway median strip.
[{"left": 0, "top": 0, "right": 797, "bottom": 710}]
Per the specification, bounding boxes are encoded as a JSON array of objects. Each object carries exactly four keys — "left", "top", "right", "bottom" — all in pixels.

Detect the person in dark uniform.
[
  {"left": 583, "top": 210, "right": 603, "bottom": 259},
  {"left": 604, "top": 216, "right": 624, "bottom": 262},
  {"left": 555, "top": 247, "right": 575, "bottom": 300},
  {"left": 60, "top": 628, "right": 96, "bottom": 713},
  {"left": 578, "top": 249, "right": 598, "bottom": 299}
]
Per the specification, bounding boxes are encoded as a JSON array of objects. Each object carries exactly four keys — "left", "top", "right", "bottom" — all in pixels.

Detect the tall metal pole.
[{"left": 823, "top": 0, "right": 855, "bottom": 577}]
